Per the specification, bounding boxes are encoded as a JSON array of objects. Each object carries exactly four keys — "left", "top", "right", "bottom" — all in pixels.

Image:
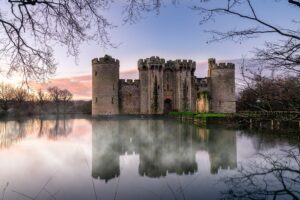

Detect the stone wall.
[{"left": 119, "top": 79, "right": 141, "bottom": 114}]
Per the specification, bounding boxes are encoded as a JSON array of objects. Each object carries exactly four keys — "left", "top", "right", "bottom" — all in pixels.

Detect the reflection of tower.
[
  {"left": 138, "top": 120, "right": 198, "bottom": 177},
  {"left": 92, "top": 120, "right": 120, "bottom": 182},
  {"left": 207, "top": 128, "right": 237, "bottom": 174}
]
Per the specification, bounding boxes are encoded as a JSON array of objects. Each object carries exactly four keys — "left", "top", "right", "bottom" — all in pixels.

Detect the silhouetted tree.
[
  {"left": 60, "top": 89, "right": 73, "bottom": 113},
  {"left": 47, "top": 86, "right": 61, "bottom": 113},
  {"left": 47, "top": 86, "right": 73, "bottom": 114},
  {"left": 237, "top": 75, "right": 300, "bottom": 111},
  {"left": 0, "top": 83, "right": 15, "bottom": 112},
  {"left": 14, "top": 87, "right": 29, "bottom": 106},
  {"left": 36, "top": 88, "right": 47, "bottom": 114}
]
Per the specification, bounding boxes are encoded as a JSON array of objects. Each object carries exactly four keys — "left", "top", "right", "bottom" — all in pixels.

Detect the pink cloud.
[
  {"left": 30, "top": 75, "right": 92, "bottom": 100},
  {"left": 30, "top": 69, "right": 139, "bottom": 100}
]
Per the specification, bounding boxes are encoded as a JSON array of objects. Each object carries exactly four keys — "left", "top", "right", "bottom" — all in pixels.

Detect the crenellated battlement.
[
  {"left": 138, "top": 56, "right": 165, "bottom": 66},
  {"left": 92, "top": 55, "right": 119, "bottom": 65},
  {"left": 217, "top": 63, "right": 235, "bottom": 69},
  {"left": 208, "top": 58, "right": 234, "bottom": 69},
  {"left": 138, "top": 57, "right": 196, "bottom": 71},
  {"left": 138, "top": 56, "right": 165, "bottom": 70},
  {"left": 174, "top": 59, "right": 196, "bottom": 71}
]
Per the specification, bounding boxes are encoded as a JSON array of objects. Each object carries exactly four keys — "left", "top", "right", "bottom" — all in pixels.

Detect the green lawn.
[{"left": 169, "top": 112, "right": 227, "bottom": 118}]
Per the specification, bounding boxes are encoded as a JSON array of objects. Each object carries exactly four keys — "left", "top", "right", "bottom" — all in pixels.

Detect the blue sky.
[{"left": 51, "top": 0, "right": 299, "bottom": 78}]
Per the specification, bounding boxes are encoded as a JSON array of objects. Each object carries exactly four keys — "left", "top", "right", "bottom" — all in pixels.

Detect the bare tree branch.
[
  {"left": 194, "top": 0, "right": 300, "bottom": 74},
  {"left": 0, "top": 0, "right": 114, "bottom": 82}
]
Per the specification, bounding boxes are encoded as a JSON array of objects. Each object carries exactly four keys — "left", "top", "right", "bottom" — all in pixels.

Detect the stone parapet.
[
  {"left": 92, "top": 55, "right": 119, "bottom": 65},
  {"left": 138, "top": 56, "right": 196, "bottom": 71}
]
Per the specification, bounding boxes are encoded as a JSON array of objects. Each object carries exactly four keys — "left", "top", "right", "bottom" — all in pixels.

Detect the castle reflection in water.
[
  {"left": 92, "top": 119, "right": 237, "bottom": 182},
  {"left": 0, "top": 117, "right": 237, "bottom": 182}
]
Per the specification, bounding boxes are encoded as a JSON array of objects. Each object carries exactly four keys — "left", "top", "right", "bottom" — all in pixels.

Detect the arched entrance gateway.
[{"left": 164, "top": 99, "right": 172, "bottom": 113}]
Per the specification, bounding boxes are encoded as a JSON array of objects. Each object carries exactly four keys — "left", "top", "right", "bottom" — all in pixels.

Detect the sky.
[{"left": 1, "top": 0, "right": 299, "bottom": 99}]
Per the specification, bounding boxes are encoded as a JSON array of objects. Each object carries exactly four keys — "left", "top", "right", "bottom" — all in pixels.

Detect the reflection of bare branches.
[
  {"left": 166, "top": 181, "right": 179, "bottom": 200},
  {"left": 1, "top": 182, "right": 8, "bottom": 200},
  {"left": 113, "top": 167, "right": 121, "bottom": 200},
  {"left": 12, "top": 176, "right": 56, "bottom": 200},
  {"left": 12, "top": 190, "right": 35, "bottom": 200},
  {"left": 221, "top": 148, "right": 300, "bottom": 200},
  {"left": 177, "top": 178, "right": 186, "bottom": 200},
  {"left": 0, "top": 121, "right": 25, "bottom": 149},
  {"left": 48, "top": 117, "right": 72, "bottom": 139},
  {"left": 43, "top": 188, "right": 57, "bottom": 200},
  {"left": 38, "top": 119, "right": 44, "bottom": 137},
  {"left": 83, "top": 156, "right": 98, "bottom": 200}
]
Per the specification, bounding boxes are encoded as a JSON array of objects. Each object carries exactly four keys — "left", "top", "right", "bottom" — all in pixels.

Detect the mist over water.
[{"left": 0, "top": 117, "right": 297, "bottom": 200}]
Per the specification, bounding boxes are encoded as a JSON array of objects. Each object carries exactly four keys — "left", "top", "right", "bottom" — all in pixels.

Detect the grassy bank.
[
  {"left": 169, "top": 111, "right": 300, "bottom": 130},
  {"left": 169, "top": 111, "right": 231, "bottom": 127},
  {"left": 169, "top": 112, "right": 227, "bottom": 118}
]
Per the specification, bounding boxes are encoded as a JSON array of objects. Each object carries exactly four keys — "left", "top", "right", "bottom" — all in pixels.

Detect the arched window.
[
  {"left": 111, "top": 97, "right": 114, "bottom": 104},
  {"left": 95, "top": 71, "right": 97, "bottom": 76},
  {"left": 95, "top": 97, "right": 97, "bottom": 103}
]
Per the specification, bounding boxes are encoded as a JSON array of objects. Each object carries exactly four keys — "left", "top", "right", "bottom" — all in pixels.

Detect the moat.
[{"left": 0, "top": 116, "right": 298, "bottom": 200}]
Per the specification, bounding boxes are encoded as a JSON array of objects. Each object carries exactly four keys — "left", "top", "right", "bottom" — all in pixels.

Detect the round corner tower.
[
  {"left": 208, "top": 58, "right": 236, "bottom": 113},
  {"left": 92, "top": 55, "right": 119, "bottom": 116}
]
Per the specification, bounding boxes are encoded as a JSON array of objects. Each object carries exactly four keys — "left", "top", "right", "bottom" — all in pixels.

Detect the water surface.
[{"left": 0, "top": 116, "right": 298, "bottom": 200}]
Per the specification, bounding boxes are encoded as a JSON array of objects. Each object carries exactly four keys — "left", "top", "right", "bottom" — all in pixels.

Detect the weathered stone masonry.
[{"left": 92, "top": 55, "right": 236, "bottom": 115}]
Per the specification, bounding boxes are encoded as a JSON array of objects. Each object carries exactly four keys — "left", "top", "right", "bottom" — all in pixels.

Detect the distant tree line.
[{"left": 0, "top": 84, "right": 89, "bottom": 116}]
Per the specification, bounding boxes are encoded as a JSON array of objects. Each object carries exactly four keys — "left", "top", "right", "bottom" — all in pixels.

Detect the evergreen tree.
[
  {"left": 182, "top": 79, "right": 188, "bottom": 111},
  {"left": 152, "top": 76, "right": 159, "bottom": 113}
]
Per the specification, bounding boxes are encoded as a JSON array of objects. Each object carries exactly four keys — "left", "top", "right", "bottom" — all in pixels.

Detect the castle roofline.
[
  {"left": 138, "top": 56, "right": 196, "bottom": 71},
  {"left": 92, "top": 55, "right": 120, "bottom": 65},
  {"left": 208, "top": 58, "right": 235, "bottom": 69}
]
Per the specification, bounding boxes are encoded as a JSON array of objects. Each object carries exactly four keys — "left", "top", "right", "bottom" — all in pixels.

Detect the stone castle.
[{"left": 92, "top": 55, "right": 235, "bottom": 115}]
